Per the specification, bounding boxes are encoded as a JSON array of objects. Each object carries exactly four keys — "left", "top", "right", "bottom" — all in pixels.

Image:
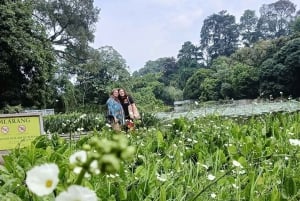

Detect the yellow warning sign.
[{"left": 0, "top": 113, "right": 44, "bottom": 150}]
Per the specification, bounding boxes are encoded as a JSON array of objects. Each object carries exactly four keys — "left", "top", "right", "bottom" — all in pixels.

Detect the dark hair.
[{"left": 118, "top": 88, "right": 129, "bottom": 97}]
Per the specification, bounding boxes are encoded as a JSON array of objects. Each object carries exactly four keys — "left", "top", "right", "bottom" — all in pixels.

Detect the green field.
[{"left": 0, "top": 108, "right": 300, "bottom": 200}]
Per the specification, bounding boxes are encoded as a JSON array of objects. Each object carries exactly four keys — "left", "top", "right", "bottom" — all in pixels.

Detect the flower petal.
[
  {"left": 26, "top": 163, "right": 59, "bottom": 196},
  {"left": 55, "top": 185, "right": 97, "bottom": 201}
]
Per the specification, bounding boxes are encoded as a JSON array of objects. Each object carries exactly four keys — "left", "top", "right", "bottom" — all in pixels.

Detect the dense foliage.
[
  {"left": 133, "top": 0, "right": 300, "bottom": 106},
  {"left": 0, "top": 0, "right": 300, "bottom": 112},
  {"left": 1, "top": 111, "right": 300, "bottom": 200},
  {"left": 0, "top": 0, "right": 56, "bottom": 108}
]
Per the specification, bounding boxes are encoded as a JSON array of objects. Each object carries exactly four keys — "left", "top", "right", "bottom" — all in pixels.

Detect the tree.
[
  {"left": 259, "top": 37, "right": 300, "bottom": 98},
  {"left": 229, "top": 63, "right": 259, "bottom": 99},
  {"left": 200, "top": 10, "right": 239, "bottom": 62},
  {"left": 176, "top": 41, "right": 203, "bottom": 89},
  {"left": 199, "top": 77, "right": 221, "bottom": 101},
  {"left": 211, "top": 57, "right": 259, "bottom": 99},
  {"left": 177, "top": 41, "right": 203, "bottom": 68},
  {"left": 32, "top": 0, "right": 100, "bottom": 63},
  {"left": 129, "top": 73, "right": 165, "bottom": 111},
  {"left": 52, "top": 74, "right": 78, "bottom": 112},
  {"left": 259, "top": 59, "right": 288, "bottom": 96},
  {"left": 183, "top": 68, "right": 214, "bottom": 99},
  {"left": 274, "top": 37, "right": 300, "bottom": 96},
  {"left": 154, "top": 85, "right": 183, "bottom": 105},
  {"left": 291, "top": 16, "right": 300, "bottom": 33},
  {"left": 0, "top": 0, "right": 56, "bottom": 108},
  {"left": 231, "top": 39, "right": 287, "bottom": 67},
  {"left": 258, "top": 0, "right": 296, "bottom": 39},
  {"left": 73, "top": 46, "right": 130, "bottom": 106},
  {"left": 132, "top": 58, "right": 166, "bottom": 76},
  {"left": 239, "top": 10, "right": 260, "bottom": 47},
  {"left": 158, "top": 57, "right": 178, "bottom": 86}
]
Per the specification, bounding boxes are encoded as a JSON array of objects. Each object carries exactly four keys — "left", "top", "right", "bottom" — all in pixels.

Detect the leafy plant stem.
[
  {"left": 74, "top": 158, "right": 93, "bottom": 185},
  {"left": 74, "top": 168, "right": 86, "bottom": 185},
  {"left": 191, "top": 167, "right": 235, "bottom": 201}
]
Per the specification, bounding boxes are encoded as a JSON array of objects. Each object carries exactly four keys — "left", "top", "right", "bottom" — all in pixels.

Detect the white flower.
[
  {"left": 157, "top": 174, "right": 167, "bottom": 182},
  {"left": 55, "top": 185, "right": 97, "bottom": 201},
  {"left": 232, "top": 160, "right": 243, "bottom": 168},
  {"left": 187, "top": 138, "right": 192, "bottom": 142},
  {"left": 69, "top": 150, "right": 87, "bottom": 175},
  {"left": 289, "top": 139, "right": 300, "bottom": 146},
  {"left": 70, "top": 150, "right": 87, "bottom": 164},
  {"left": 137, "top": 154, "right": 144, "bottom": 159},
  {"left": 90, "top": 160, "right": 100, "bottom": 175},
  {"left": 25, "top": 163, "right": 59, "bottom": 196},
  {"left": 201, "top": 164, "right": 209, "bottom": 170},
  {"left": 207, "top": 174, "right": 215, "bottom": 181},
  {"left": 211, "top": 193, "right": 216, "bottom": 198},
  {"left": 77, "top": 127, "right": 84, "bottom": 132},
  {"left": 79, "top": 114, "right": 87, "bottom": 119}
]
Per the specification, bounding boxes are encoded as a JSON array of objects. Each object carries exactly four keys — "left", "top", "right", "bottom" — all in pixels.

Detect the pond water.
[{"left": 156, "top": 100, "right": 300, "bottom": 120}]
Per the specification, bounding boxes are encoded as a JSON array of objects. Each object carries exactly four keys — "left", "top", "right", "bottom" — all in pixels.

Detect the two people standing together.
[{"left": 106, "top": 88, "right": 140, "bottom": 131}]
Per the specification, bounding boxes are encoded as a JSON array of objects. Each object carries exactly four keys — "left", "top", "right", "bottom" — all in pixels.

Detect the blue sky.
[{"left": 92, "top": 0, "right": 297, "bottom": 72}]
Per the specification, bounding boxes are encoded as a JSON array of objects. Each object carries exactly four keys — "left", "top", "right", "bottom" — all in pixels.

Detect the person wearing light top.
[{"left": 106, "top": 89, "right": 125, "bottom": 130}]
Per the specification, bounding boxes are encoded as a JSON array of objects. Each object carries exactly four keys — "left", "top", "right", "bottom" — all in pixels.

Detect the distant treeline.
[{"left": 0, "top": 0, "right": 299, "bottom": 113}]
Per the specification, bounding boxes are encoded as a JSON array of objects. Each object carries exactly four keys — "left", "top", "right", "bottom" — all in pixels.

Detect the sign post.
[{"left": 0, "top": 113, "right": 44, "bottom": 150}]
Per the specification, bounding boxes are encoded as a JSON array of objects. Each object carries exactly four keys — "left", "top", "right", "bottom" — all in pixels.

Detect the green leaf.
[
  {"left": 159, "top": 185, "right": 166, "bottom": 201},
  {"left": 156, "top": 131, "right": 165, "bottom": 149},
  {"left": 3, "top": 192, "right": 23, "bottom": 201},
  {"left": 283, "top": 176, "right": 296, "bottom": 197},
  {"left": 238, "top": 156, "right": 248, "bottom": 168},
  {"left": 227, "top": 145, "right": 238, "bottom": 155},
  {"left": 119, "top": 183, "right": 127, "bottom": 200},
  {"left": 271, "top": 187, "right": 280, "bottom": 201}
]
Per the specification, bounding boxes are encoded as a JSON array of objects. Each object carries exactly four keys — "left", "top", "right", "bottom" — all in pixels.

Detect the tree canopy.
[
  {"left": 1, "top": 0, "right": 300, "bottom": 112},
  {"left": 32, "top": 0, "right": 100, "bottom": 63},
  {"left": 0, "top": 0, "right": 56, "bottom": 108}
]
